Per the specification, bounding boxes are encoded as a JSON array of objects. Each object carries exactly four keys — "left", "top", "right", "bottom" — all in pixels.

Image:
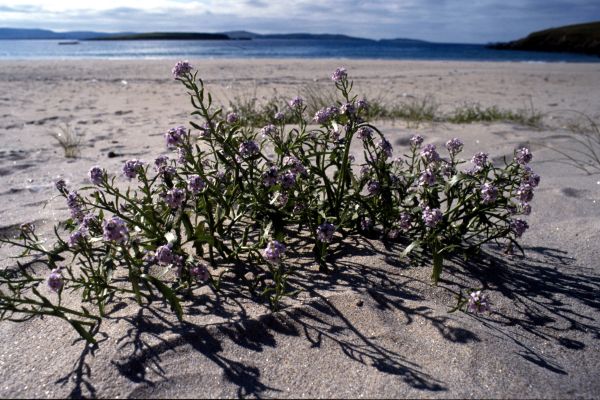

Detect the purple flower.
[
  {"left": 55, "top": 178, "right": 67, "bottom": 193},
  {"left": 81, "top": 213, "right": 97, "bottom": 229},
  {"left": 510, "top": 219, "right": 529, "bottom": 237},
  {"left": 356, "top": 126, "right": 373, "bottom": 141},
  {"left": 520, "top": 202, "right": 532, "bottom": 215},
  {"left": 420, "top": 144, "right": 440, "bottom": 163},
  {"left": 123, "top": 159, "right": 145, "bottom": 180},
  {"left": 154, "top": 155, "right": 169, "bottom": 171},
  {"left": 480, "top": 183, "right": 498, "bottom": 204},
  {"left": 356, "top": 99, "right": 368, "bottom": 111},
  {"left": 471, "top": 152, "right": 488, "bottom": 170},
  {"left": 331, "top": 67, "right": 347, "bottom": 82},
  {"left": 155, "top": 244, "right": 174, "bottom": 265},
  {"left": 68, "top": 228, "right": 87, "bottom": 248},
  {"left": 522, "top": 166, "right": 540, "bottom": 188},
  {"left": 262, "top": 166, "right": 279, "bottom": 187},
  {"left": 516, "top": 183, "right": 534, "bottom": 202},
  {"left": 378, "top": 138, "right": 393, "bottom": 159},
  {"left": 284, "top": 156, "right": 307, "bottom": 176},
  {"left": 440, "top": 161, "right": 453, "bottom": 177},
  {"left": 515, "top": 147, "right": 533, "bottom": 165},
  {"left": 280, "top": 172, "right": 296, "bottom": 189},
  {"left": 410, "top": 135, "right": 424, "bottom": 148},
  {"left": 273, "top": 191, "right": 289, "bottom": 207},
  {"left": 226, "top": 112, "right": 239, "bottom": 123},
  {"left": 340, "top": 102, "right": 355, "bottom": 115},
  {"left": 289, "top": 96, "right": 304, "bottom": 109},
  {"left": 446, "top": 138, "right": 463, "bottom": 155},
  {"left": 66, "top": 191, "right": 84, "bottom": 221},
  {"left": 89, "top": 166, "right": 105, "bottom": 186},
  {"left": 360, "top": 217, "right": 374, "bottom": 232},
  {"left": 198, "top": 123, "right": 211, "bottom": 138},
  {"left": 313, "top": 106, "right": 337, "bottom": 125},
  {"left": 260, "top": 124, "right": 278, "bottom": 138},
  {"left": 263, "top": 240, "right": 286, "bottom": 264},
  {"left": 154, "top": 155, "right": 175, "bottom": 179},
  {"left": 103, "top": 216, "right": 129, "bottom": 244},
  {"left": 399, "top": 212, "right": 412, "bottom": 230},
  {"left": 172, "top": 60, "right": 192, "bottom": 78},
  {"left": 367, "top": 180, "right": 381, "bottom": 195},
  {"left": 66, "top": 191, "right": 80, "bottom": 210},
  {"left": 422, "top": 206, "right": 443, "bottom": 228},
  {"left": 190, "top": 262, "right": 210, "bottom": 282},
  {"left": 313, "top": 108, "right": 329, "bottom": 124},
  {"left": 418, "top": 169, "right": 436, "bottom": 187},
  {"left": 317, "top": 222, "right": 336, "bottom": 243},
  {"left": 467, "top": 291, "right": 490, "bottom": 313},
  {"left": 165, "top": 125, "right": 187, "bottom": 148},
  {"left": 188, "top": 175, "right": 206, "bottom": 194},
  {"left": 239, "top": 140, "right": 259, "bottom": 158},
  {"left": 177, "top": 147, "right": 190, "bottom": 163},
  {"left": 274, "top": 111, "right": 285, "bottom": 121},
  {"left": 47, "top": 268, "right": 64, "bottom": 292},
  {"left": 164, "top": 188, "right": 185, "bottom": 209}
]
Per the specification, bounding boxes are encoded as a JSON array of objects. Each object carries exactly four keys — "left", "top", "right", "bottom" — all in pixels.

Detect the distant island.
[
  {"left": 0, "top": 27, "right": 428, "bottom": 43},
  {"left": 87, "top": 32, "right": 230, "bottom": 41},
  {"left": 488, "top": 21, "right": 600, "bottom": 56}
]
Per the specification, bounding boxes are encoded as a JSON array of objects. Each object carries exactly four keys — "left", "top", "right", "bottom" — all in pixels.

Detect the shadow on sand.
[{"left": 54, "top": 239, "right": 600, "bottom": 397}]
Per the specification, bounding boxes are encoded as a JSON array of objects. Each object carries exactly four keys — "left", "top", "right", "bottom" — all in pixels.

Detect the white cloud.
[{"left": 1, "top": 0, "right": 599, "bottom": 42}]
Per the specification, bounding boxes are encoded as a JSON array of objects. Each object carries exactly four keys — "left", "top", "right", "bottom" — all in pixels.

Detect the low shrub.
[{"left": 0, "top": 63, "right": 538, "bottom": 343}]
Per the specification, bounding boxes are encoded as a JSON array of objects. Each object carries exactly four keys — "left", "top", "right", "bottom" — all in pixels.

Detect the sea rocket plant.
[{"left": 0, "top": 63, "right": 540, "bottom": 343}]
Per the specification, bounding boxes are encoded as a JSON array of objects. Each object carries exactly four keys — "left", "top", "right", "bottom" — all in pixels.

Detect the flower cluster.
[
  {"left": 123, "top": 159, "right": 145, "bottom": 179},
  {"left": 165, "top": 126, "right": 188, "bottom": 147},
  {"left": 263, "top": 240, "right": 286, "bottom": 264},
  {"left": 331, "top": 67, "right": 347, "bottom": 82},
  {"left": 313, "top": 106, "right": 338, "bottom": 125},
  {"left": 47, "top": 268, "right": 64, "bottom": 292},
  {"left": 467, "top": 290, "right": 491, "bottom": 314},
  {"left": 172, "top": 60, "right": 192, "bottom": 78},
  {"left": 317, "top": 222, "right": 336, "bottom": 243},
  {"left": 89, "top": 166, "right": 105, "bottom": 186},
  {"left": 102, "top": 216, "right": 128, "bottom": 244}
]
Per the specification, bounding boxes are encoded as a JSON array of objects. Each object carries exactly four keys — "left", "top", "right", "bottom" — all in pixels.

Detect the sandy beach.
[{"left": 1, "top": 59, "right": 599, "bottom": 398}]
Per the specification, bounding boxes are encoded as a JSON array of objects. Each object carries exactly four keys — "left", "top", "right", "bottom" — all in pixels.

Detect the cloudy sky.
[{"left": 1, "top": 0, "right": 599, "bottom": 43}]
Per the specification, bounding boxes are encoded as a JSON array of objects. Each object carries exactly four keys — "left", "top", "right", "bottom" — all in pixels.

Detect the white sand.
[{"left": 0, "top": 59, "right": 599, "bottom": 398}]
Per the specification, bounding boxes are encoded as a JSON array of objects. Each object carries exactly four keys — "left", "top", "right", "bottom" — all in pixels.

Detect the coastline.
[{"left": 1, "top": 58, "right": 599, "bottom": 398}]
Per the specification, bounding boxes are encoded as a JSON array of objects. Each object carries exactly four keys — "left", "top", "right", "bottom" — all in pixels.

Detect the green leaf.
[
  {"left": 402, "top": 240, "right": 420, "bottom": 257},
  {"left": 262, "top": 221, "right": 272, "bottom": 242},
  {"left": 190, "top": 121, "right": 203, "bottom": 130},
  {"left": 431, "top": 250, "right": 444, "bottom": 284},
  {"left": 447, "top": 174, "right": 462, "bottom": 188},
  {"left": 194, "top": 223, "right": 215, "bottom": 246},
  {"left": 141, "top": 274, "right": 183, "bottom": 321}
]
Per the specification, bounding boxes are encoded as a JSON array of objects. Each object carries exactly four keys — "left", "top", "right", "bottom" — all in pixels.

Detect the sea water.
[{"left": 0, "top": 38, "right": 598, "bottom": 62}]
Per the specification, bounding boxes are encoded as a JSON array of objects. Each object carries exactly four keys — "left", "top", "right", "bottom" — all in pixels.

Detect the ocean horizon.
[{"left": 1, "top": 38, "right": 599, "bottom": 62}]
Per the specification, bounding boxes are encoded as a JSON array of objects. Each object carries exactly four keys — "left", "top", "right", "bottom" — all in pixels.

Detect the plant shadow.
[
  {"left": 54, "top": 239, "right": 600, "bottom": 397},
  {"left": 440, "top": 244, "right": 600, "bottom": 375}
]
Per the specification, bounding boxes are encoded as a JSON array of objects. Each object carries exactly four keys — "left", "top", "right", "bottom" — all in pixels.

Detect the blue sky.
[{"left": 1, "top": 0, "right": 599, "bottom": 43}]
